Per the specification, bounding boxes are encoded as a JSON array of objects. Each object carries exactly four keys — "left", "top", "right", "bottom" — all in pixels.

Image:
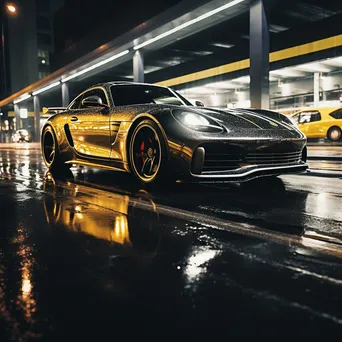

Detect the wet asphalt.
[{"left": 1, "top": 147, "right": 342, "bottom": 340}]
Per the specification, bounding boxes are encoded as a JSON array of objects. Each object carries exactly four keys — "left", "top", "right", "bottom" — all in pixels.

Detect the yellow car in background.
[{"left": 291, "top": 107, "right": 342, "bottom": 141}]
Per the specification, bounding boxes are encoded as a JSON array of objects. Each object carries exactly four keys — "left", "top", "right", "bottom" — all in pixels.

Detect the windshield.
[{"left": 110, "top": 84, "right": 192, "bottom": 106}]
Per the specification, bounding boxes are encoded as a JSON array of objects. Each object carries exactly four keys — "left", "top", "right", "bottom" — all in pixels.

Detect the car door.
[
  {"left": 298, "top": 110, "right": 321, "bottom": 138},
  {"left": 297, "top": 112, "right": 310, "bottom": 136},
  {"left": 305, "top": 111, "right": 322, "bottom": 137},
  {"left": 67, "top": 87, "right": 111, "bottom": 159}
]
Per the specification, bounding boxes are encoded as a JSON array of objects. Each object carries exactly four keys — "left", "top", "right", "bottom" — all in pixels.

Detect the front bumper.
[
  {"left": 188, "top": 162, "right": 308, "bottom": 183},
  {"left": 167, "top": 137, "right": 308, "bottom": 183}
]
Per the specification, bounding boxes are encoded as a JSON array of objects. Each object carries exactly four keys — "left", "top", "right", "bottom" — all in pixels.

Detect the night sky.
[{"left": 53, "top": 0, "right": 184, "bottom": 53}]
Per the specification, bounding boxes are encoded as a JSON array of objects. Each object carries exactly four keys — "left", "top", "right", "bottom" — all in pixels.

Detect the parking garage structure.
[{"left": 1, "top": 0, "right": 342, "bottom": 141}]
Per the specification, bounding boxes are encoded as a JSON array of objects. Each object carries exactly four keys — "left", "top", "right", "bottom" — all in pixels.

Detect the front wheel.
[
  {"left": 327, "top": 126, "right": 341, "bottom": 141},
  {"left": 129, "top": 119, "right": 169, "bottom": 185}
]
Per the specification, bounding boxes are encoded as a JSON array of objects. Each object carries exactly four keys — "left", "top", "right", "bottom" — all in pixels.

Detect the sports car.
[{"left": 41, "top": 81, "right": 308, "bottom": 184}]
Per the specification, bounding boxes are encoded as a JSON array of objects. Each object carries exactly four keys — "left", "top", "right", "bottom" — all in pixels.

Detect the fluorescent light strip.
[
  {"left": 13, "top": 94, "right": 32, "bottom": 104},
  {"left": 133, "top": 0, "right": 246, "bottom": 50},
  {"left": 32, "top": 81, "right": 61, "bottom": 96},
  {"left": 62, "top": 49, "right": 130, "bottom": 82}
]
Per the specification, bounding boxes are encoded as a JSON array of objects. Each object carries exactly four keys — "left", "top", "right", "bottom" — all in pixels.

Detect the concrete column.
[
  {"left": 249, "top": 0, "right": 269, "bottom": 109},
  {"left": 14, "top": 104, "right": 20, "bottom": 130},
  {"left": 133, "top": 50, "right": 144, "bottom": 83},
  {"left": 322, "top": 91, "right": 327, "bottom": 102},
  {"left": 34, "top": 95, "right": 40, "bottom": 142},
  {"left": 62, "top": 82, "right": 70, "bottom": 107},
  {"left": 22, "top": 115, "right": 28, "bottom": 130},
  {"left": 314, "top": 72, "right": 320, "bottom": 106},
  {"left": 0, "top": 111, "right": 3, "bottom": 143}
]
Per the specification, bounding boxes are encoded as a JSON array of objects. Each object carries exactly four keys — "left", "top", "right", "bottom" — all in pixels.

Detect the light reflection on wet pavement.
[{"left": 1, "top": 148, "right": 342, "bottom": 339}]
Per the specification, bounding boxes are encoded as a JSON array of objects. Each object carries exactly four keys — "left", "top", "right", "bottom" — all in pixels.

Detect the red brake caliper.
[{"left": 140, "top": 141, "right": 145, "bottom": 163}]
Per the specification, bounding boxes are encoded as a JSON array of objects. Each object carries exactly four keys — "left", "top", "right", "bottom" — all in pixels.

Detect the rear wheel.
[
  {"left": 42, "top": 126, "right": 66, "bottom": 170},
  {"left": 327, "top": 126, "right": 341, "bottom": 141},
  {"left": 129, "top": 119, "right": 168, "bottom": 185}
]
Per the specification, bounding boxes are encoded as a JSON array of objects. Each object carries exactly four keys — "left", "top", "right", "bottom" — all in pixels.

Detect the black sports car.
[{"left": 41, "top": 82, "right": 308, "bottom": 184}]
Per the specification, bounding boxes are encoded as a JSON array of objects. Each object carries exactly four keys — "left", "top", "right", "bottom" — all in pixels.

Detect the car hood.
[
  {"left": 178, "top": 107, "right": 304, "bottom": 139},
  {"left": 109, "top": 104, "right": 304, "bottom": 139}
]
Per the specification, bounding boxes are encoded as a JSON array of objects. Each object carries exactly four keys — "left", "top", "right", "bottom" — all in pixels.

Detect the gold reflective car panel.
[
  {"left": 43, "top": 173, "right": 160, "bottom": 255},
  {"left": 68, "top": 109, "right": 111, "bottom": 159}
]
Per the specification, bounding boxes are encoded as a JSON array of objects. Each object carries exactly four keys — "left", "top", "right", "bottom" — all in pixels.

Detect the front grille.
[
  {"left": 203, "top": 153, "right": 244, "bottom": 172},
  {"left": 245, "top": 151, "right": 302, "bottom": 166},
  {"left": 200, "top": 143, "right": 303, "bottom": 173}
]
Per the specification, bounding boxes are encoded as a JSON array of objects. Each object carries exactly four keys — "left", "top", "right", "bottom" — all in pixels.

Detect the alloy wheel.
[
  {"left": 131, "top": 124, "right": 162, "bottom": 182},
  {"left": 329, "top": 128, "right": 341, "bottom": 141},
  {"left": 43, "top": 130, "right": 56, "bottom": 166}
]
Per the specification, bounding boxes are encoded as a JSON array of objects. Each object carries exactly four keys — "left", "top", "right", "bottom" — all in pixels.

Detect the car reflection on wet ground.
[{"left": 1, "top": 148, "right": 342, "bottom": 339}]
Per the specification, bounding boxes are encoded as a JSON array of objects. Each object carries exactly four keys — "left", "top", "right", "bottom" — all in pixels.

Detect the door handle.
[{"left": 70, "top": 116, "right": 78, "bottom": 122}]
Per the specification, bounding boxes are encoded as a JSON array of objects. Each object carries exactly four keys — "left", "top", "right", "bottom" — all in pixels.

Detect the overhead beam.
[{"left": 155, "top": 34, "right": 342, "bottom": 87}]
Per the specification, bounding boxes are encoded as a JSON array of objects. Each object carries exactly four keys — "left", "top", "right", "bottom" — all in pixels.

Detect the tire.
[
  {"left": 327, "top": 126, "right": 341, "bottom": 141},
  {"left": 42, "top": 126, "right": 67, "bottom": 170},
  {"left": 128, "top": 119, "right": 169, "bottom": 185}
]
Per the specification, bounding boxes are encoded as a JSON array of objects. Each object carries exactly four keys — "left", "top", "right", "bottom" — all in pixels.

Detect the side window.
[
  {"left": 79, "top": 88, "right": 108, "bottom": 108},
  {"left": 330, "top": 109, "right": 342, "bottom": 119},
  {"left": 298, "top": 111, "right": 321, "bottom": 124},
  {"left": 69, "top": 95, "right": 82, "bottom": 109}
]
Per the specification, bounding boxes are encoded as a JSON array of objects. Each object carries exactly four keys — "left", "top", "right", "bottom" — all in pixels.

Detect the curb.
[
  {"left": 307, "top": 156, "right": 342, "bottom": 162},
  {"left": 304, "top": 169, "right": 342, "bottom": 178},
  {"left": 0, "top": 143, "right": 41, "bottom": 150},
  {"left": 0, "top": 147, "right": 41, "bottom": 151}
]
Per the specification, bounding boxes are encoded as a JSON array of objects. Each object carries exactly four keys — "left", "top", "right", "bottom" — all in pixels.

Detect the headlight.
[
  {"left": 183, "top": 113, "right": 210, "bottom": 126},
  {"left": 172, "top": 110, "right": 224, "bottom": 133}
]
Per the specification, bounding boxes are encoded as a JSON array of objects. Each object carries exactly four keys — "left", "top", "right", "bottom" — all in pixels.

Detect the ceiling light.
[
  {"left": 270, "top": 69, "right": 306, "bottom": 77},
  {"left": 323, "top": 56, "right": 342, "bottom": 66},
  {"left": 269, "top": 75, "right": 278, "bottom": 82},
  {"left": 6, "top": 4, "right": 16, "bottom": 13},
  {"left": 331, "top": 57, "right": 342, "bottom": 64},
  {"left": 206, "top": 81, "right": 237, "bottom": 89},
  {"left": 32, "top": 81, "right": 61, "bottom": 96},
  {"left": 232, "top": 76, "right": 250, "bottom": 84},
  {"left": 294, "top": 63, "right": 332, "bottom": 73},
  {"left": 61, "top": 49, "right": 130, "bottom": 82},
  {"left": 211, "top": 43, "right": 235, "bottom": 49},
  {"left": 13, "top": 94, "right": 31, "bottom": 104},
  {"left": 133, "top": 0, "right": 246, "bottom": 50},
  {"left": 180, "top": 86, "right": 213, "bottom": 95}
]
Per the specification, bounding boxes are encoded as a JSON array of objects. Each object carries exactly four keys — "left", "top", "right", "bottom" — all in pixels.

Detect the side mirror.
[
  {"left": 195, "top": 100, "right": 205, "bottom": 107},
  {"left": 82, "top": 96, "right": 108, "bottom": 109}
]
